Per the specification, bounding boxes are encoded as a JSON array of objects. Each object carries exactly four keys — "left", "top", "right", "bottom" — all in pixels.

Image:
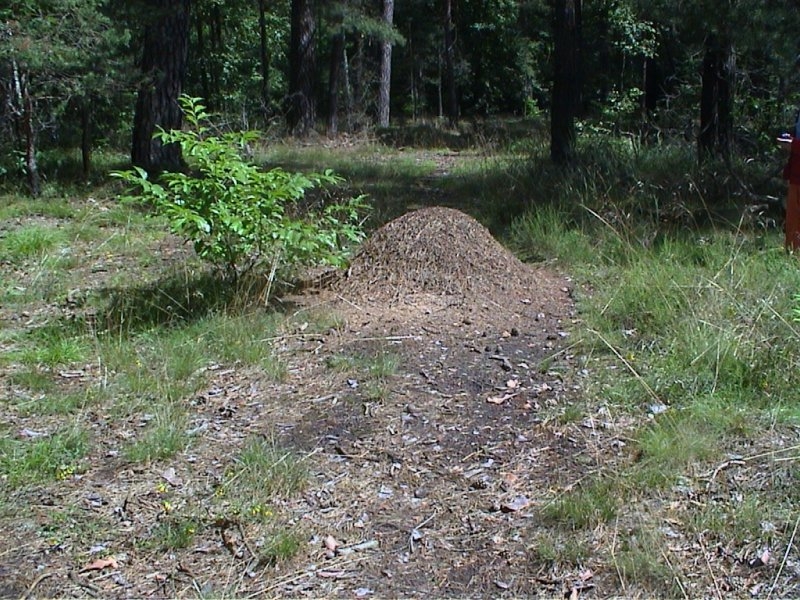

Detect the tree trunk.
[
  {"left": 287, "top": 0, "right": 316, "bottom": 136},
  {"left": 550, "top": 0, "right": 581, "bottom": 165},
  {"left": 81, "top": 99, "right": 92, "bottom": 180},
  {"left": 258, "top": 0, "right": 272, "bottom": 117},
  {"left": 328, "top": 31, "right": 345, "bottom": 136},
  {"left": 10, "top": 59, "right": 40, "bottom": 196},
  {"left": 209, "top": 4, "right": 222, "bottom": 107},
  {"left": 131, "top": 0, "right": 191, "bottom": 174},
  {"left": 378, "top": 0, "right": 395, "bottom": 128},
  {"left": 442, "top": 0, "right": 458, "bottom": 127},
  {"left": 22, "top": 83, "right": 40, "bottom": 197},
  {"left": 698, "top": 33, "right": 734, "bottom": 162},
  {"left": 195, "top": 13, "right": 210, "bottom": 104}
]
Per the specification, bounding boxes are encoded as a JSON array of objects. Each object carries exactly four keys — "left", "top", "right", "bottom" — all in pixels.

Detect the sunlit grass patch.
[
  {"left": 141, "top": 516, "right": 200, "bottom": 551},
  {"left": 628, "top": 412, "right": 723, "bottom": 490},
  {"left": 8, "top": 368, "right": 56, "bottom": 393},
  {"left": 226, "top": 435, "right": 307, "bottom": 501},
  {"left": 123, "top": 405, "right": 188, "bottom": 463},
  {"left": 0, "top": 195, "right": 77, "bottom": 220},
  {"left": 0, "top": 425, "right": 89, "bottom": 488},
  {"left": 540, "top": 477, "right": 618, "bottom": 530},
  {"left": 526, "top": 531, "right": 591, "bottom": 566},
  {"left": 614, "top": 526, "right": 684, "bottom": 597},
  {"left": 259, "top": 529, "right": 305, "bottom": 566},
  {"left": 18, "top": 334, "right": 90, "bottom": 369},
  {"left": 1, "top": 225, "right": 68, "bottom": 260},
  {"left": 209, "top": 436, "right": 308, "bottom": 566}
]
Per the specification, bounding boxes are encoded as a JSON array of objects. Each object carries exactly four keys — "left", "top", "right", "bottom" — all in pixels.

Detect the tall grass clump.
[
  {"left": 512, "top": 134, "right": 800, "bottom": 450},
  {"left": 1, "top": 225, "right": 68, "bottom": 260}
]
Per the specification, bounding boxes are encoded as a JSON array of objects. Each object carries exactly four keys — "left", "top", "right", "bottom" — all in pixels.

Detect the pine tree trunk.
[
  {"left": 131, "top": 0, "right": 191, "bottom": 174},
  {"left": 23, "top": 85, "right": 40, "bottom": 197},
  {"left": 699, "top": 33, "right": 734, "bottom": 162},
  {"left": 550, "top": 0, "right": 581, "bottom": 165},
  {"left": 378, "top": 0, "right": 395, "bottom": 128},
  {"left": 81, "top": 99, "right": 92, "bottom": 180},
  {"left": 328, "top": 31, "right": 345, "bottom": 136},
  {"left": 9, "top": 59, "right": 39, "bottom": 196},
  {"left": 288, "top": 0, "right": 316, "bottom": 136},
  {"left": 258, "top": 0, "right": 272, "bottom": 116},
  {"left": 442, "top": 0, "right": 458, "bottom": 127},
  {"left": 195, "top": 14, "right": 210, "bottom": 105}
]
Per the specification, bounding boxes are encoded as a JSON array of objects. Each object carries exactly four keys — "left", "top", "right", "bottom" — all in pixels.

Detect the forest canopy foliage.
[{"left": 2, "top": 0, "right": 800, "bottom": 188}]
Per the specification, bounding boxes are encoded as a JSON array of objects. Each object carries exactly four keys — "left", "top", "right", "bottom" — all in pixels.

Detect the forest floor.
[{"left": 1, "top": 146, "right": 795, "bottom": 599}]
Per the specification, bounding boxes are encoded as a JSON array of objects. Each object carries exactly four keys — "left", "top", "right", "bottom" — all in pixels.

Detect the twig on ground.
[
  {"left": 768, "top": 511, "right": 800, "bottom": 600},
  {"left": 742, "top": 444, "right": 800, "bottom": 462},
  {"left": 660, "top": 549, "right": 689, "bottom": 600},
  {"left": 19, "top": 571, "right": 54, "bottom": 600},
  {"left": 237, "top": 521, "right": 258, "bottom": 561},
  {"left": 702, "top": 459, "right": 746, "bottom": 490},
  {"left": 610, "top": 519, "right": 625, "bottom": 594},
  {"left": 590, "top": 329, "right": 660, "bottom": 403},
  {"left": 336, "top": 294, "right": 364, "bottom": 311},
  {"left": 67, "top": 570, "right": 101, "bottom": 598},
  {"left": 697, "top": 536, "right": 723, "bottom": 600}
]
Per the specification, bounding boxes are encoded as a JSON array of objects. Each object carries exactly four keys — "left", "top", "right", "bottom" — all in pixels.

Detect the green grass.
[
  {"left": 142, "top": 516, "right": 199, "bottom": 551},
  {"left": 259, "top": 529, "right": 305, "bottom": 566},
  {"left": 541, "top": 477, "right": 619, "bottom": 530},
  {"left": 225, "top": 435, "right": 307, "bottom": 501},
  {"left": 208, "top": 435, "right": 308, "bottom": 566},
  {"left": 123, "top": 405, "right": 189, "bottom": 463},
  {"left": 8, "top": 368, "right": 56, "bottom": 393},
  {"left": 1, "top": 225, "right": 68, "bottom": 260},
  {"left": 614, "top": 527, "right": 683, "bottom": 597},
  {"left": 0, "top": 425, "right": 89, "bottom": 488}
]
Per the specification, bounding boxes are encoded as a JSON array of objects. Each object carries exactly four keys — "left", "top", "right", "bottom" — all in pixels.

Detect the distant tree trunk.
[
  {"left": 131, "top": 0, "right": 191, "bottom": 174},
  {"left": 698, "top": 33, "right": 734, "bottom": 163},
  {"left": 550, "top": 0, "right": 582, "bottom": 165},
  {"left": 442, "top": 0, "right": 458, "bottom": 126},
  {"left": 287, "top": 0, "right": 316, "bottom": 135},
  {"left": 209, "top": 4, "right": 222, "bottom": 107},
  {"left": 195, "top": 13, "right": 210, "bottom": 104},
  {"left": 258, "top": 0, "right": 272, "bottom": 116},
  {"left": 9, "top": 59, "right": 40, "bottom": 196},
  {"left": 328, "top": 30, "right": 345, "bottom": 136},
  {"left": 378, "top": 0, "right": 395, "bottom": 128},
  {"left": 22, "top": 83, "right": 40, "bottom": 197},
  {"left": 81, "top": 98, "right": 92, "bottom": 180}
]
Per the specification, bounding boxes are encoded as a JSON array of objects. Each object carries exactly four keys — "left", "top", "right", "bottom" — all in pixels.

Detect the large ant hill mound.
[{"left": 336, "top": 206, "right": 563, "bottom": 307}]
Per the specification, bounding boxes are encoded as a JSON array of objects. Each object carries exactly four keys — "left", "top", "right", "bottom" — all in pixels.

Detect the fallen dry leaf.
[
  {"left": 80, "top": 556, "right": 118, "bottom": 573},
  {"left": 324, "top": 535, "right": 339, "bottom": 551},
  {"left": 161, "top": 467, "right": 182, "bottom": 487},
  {"left": 487, "top": 392, "right": 519, "bottom": 405},
  {"left": 500, "top": 495, "right": 530, "bottom": 513}
]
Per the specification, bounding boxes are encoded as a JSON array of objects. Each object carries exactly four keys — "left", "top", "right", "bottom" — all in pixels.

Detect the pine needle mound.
[{"left": 337, "top": 206, "right": 555, "bottom": 304}]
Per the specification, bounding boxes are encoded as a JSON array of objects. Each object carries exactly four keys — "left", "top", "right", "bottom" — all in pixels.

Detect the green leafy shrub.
[{"left": 113, "top": 97, "right": 367, "bottom": 290}]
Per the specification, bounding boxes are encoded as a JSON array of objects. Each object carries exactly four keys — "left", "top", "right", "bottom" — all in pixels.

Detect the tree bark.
[
  {"left": 81, "top": 98, "right": 92, "bottom": 180},
  {"left": 327, "top": 31, "right": 345, "bottom": 136},
  {"left": 698, "top": 33, "right": 734, "bottom": 162},
  {"left": 23, "top": 82, "right": 40, "bottom": 197},
  {"left": 194, "top": 13, "right": 210, "bottom": 105},
  {"left": 550, "top": 0, "right": 581, "bottom": 165},
  {"left": 131, "top": 0, "right": 191, "bottom": 174},
  {"left": 378, "top": 0, "right": 395, "bottom": 128},
  {"left": 442, "top": 0, "right": 458, "bottom": 126},
  {"left": 258, "top": 0, "right": 272, "bottom": 117},
  {"left": 287, "top": 0, "right": 316, "bottom": 136}
]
